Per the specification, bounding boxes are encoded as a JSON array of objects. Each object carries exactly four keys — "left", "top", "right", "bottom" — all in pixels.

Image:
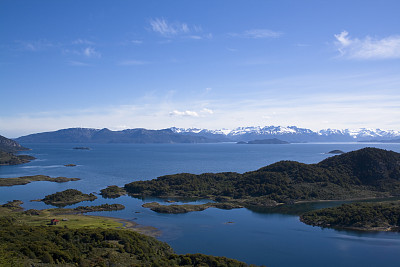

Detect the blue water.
[{"left": 1, "top": 142, "right": 400, "bottom": 267}]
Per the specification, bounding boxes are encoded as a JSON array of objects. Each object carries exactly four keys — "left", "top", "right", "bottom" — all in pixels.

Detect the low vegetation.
[
  {"left": 0, "top": 175, "right": 80, "bottom": 187},
  {"left": 41, "top": 189, "right": 97, "bottom": 207},
  {"left": 300, "top": 201, "right": 400, "bottom": 231},
  {"left": 73, "top": 203, "right": 125, "bottom": 213},
  {"left": 0, "top": 203, "right": 253, "bottom": 266}
]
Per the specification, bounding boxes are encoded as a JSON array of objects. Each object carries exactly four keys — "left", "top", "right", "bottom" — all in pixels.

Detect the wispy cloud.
[
  {"left": 63, "top": 47, "right": 101, "bottom": 58},
  {"left": 149, "top": 17, "right": 209, "bottom": 39},
  {"left": 117, "top": 60, "right": 150, "bottom": 66},
  {"left": 17, "top": 40, "right": 54, "bottom": 51},
  {"left": 229, "top": 29, "right": 282, "bottom": 39},
  {"left": 67, "top": 60, "right": 91, "bottom": 66},
  {"left": 149, "top": 18, "right": 190, "bottom": 37},
  {"left": 83, "top": 47, "right": 101, "bottom": 58},
  {"left": 201, "top": 108, "right": 213, "bottom": 114},
  {"left": 128, "top": 40, "right": 143, "bottom": 45},
  {"left": 72, "top": 39, "right": 94, "bottom": 45},
  {"left": 334, "top": 31, "right": 400, "bottom": 59}
]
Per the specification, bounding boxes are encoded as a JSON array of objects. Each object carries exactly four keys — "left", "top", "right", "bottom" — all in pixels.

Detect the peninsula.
[
  {"left": 300, "top": 201, "right": 400, "bottom": 232},
  {"left": 0, "top": 134, "right": 35, "bottom": 165},
  {"left": 0, "top": 200, "right": 251, "bottom": 266},
  {"left": 0, "top": 175, "right": 80, "bottom": 187},
  {"left": 117, "top": 148, "right": 400, "bottom": 213}
]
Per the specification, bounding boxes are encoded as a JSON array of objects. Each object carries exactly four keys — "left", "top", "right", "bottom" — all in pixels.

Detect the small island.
[
  {"left": 327, "top": 150, "right": 344, "bottom": 154},
  {"left": 100, "top": 185, "right": 127, "bottom": 198},
  {"left": 0, "top": 175, "right": 80, "bottom": 187},
  {"left": 237, "top": 138, "right": 289, "bottom": 144},
  {"left": 64, "top": 163, "right": 77, "bottom": 167},
  {"left": 142, "top": 202, "right": 242, "bottom": 214},
  {"left": 300, "top": 201, "right": 400, "bottom": 232},
  {"left": 40, "top": 189, "right": 97, "bottom": 207}
]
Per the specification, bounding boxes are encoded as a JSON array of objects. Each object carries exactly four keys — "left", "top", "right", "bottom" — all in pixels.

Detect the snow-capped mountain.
[
  {"left": 169, "top": 126, "right": 400, "bottom": 142},
  {"left": 15, "top": 126, "right": 400, "bottom": 144}
]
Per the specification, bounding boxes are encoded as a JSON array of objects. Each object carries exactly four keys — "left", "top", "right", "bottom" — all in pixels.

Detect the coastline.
[{"left": 101, "top": 216, "right": 161, "bottom": 237}]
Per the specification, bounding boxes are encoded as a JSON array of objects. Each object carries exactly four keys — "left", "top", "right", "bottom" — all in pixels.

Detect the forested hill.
[{"left": 124, "top": 148, "right": 400, "bottom": 206}]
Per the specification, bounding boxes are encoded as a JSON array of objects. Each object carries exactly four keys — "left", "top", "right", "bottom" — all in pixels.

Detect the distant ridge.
[
  {"left": 15, "top": 128, "right": 220, "bottom": 144},
  {"left": 14, "top": 126, "right": 400, "bottom": 143}
]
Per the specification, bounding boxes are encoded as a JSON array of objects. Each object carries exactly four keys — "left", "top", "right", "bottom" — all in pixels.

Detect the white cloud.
[
  {"left": 83, "top": 47, "right": 101, "bottom": 58},
  {"left": 334, "top": 31, "right": 400, "bottom": 59},
  {"left": 169, "top": 108, "right": 213, "bottom": 117},
  {"left": 169, "top": 110, "right": 199, "bottom": 117},
  {"left": 201, "top": 108, "right": 213, "bottom": 114},
  {"left": 229, "top": 29, "right": 282, "bottom": 39}
]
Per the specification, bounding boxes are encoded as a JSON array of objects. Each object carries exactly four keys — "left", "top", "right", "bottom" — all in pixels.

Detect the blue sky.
[{"left": 1, "top": 0, "right": 400, "bottom": 137}]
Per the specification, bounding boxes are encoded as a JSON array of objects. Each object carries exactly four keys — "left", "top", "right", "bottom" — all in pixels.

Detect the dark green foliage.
[
  {"left": 42, "top": 189, "right": 97, "bottom": 207},
  {"left": 124, "top": 148, "right": 400, "bottom": 205},
  {"left": 1, "top": 200, "right": 23, "bottom": 209},
  {"left": 318, "top": 147, "right": 400, "bottom": 186},
  {"left": 73, "top": 203, "right": 125, "bottom": 213},
  {"left": 0, "top": 218, "right": 252, "bottom": 266},
  {"left": 100, "top": 185, "right": 127, "bottom": 198},
  {"left": 301, "top": 201, "right": 400, "bottom": 231},
  {"left": 0, "top": 149, "right": 35, "bottom": 165}
]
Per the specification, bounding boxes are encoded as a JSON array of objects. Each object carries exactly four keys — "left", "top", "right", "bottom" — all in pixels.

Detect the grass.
[{"left": 0, "top": 207, "right": 123, "bottom": 229}]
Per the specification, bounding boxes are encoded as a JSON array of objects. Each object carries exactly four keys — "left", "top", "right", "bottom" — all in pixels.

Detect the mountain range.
[{"left": 13, "top": 126, "right": 400, "bottom": 144}]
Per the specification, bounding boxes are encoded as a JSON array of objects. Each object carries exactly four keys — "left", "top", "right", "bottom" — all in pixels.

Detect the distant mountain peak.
[{"left": 14, "top": 126, "right": 400, "bottom": 143}]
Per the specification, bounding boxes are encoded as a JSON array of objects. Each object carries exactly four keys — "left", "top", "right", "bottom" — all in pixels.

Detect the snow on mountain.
[
  {"left": 169, "top": 126, "right": 400, "bottom": 141},
  {"left": 169, "top": 127, "right": 204, "bottom": 134}
]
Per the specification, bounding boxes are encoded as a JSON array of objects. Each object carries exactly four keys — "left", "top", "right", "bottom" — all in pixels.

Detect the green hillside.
[{"left": 124, "top": 148, "right": 400, "bottom": 208}]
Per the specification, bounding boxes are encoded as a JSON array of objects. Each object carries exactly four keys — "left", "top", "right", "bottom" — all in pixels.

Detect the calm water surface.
[{"left": 1, "top": 142, "right": 400, "bottom": 267}]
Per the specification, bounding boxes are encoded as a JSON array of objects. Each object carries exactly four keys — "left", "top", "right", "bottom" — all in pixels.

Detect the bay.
[{"left": 1, "top": 142, "right": 400, "bottom": 267}]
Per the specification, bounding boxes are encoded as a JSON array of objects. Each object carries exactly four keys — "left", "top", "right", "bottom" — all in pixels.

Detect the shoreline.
[{"left": 99, "top": 215, "right": 162, "bottom": 237}]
